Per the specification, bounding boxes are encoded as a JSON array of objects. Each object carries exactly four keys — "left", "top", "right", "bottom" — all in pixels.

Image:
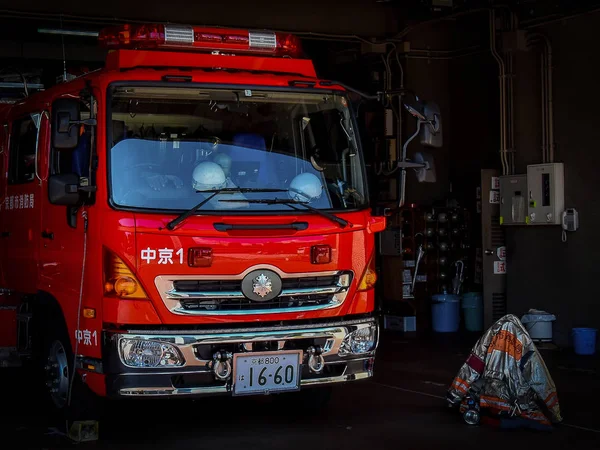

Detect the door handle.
[
  {"left": 41, "top": 231, "right": 54, "bottom": 240},
  {"left": 484, "top": 249, "right": 493, "bottom": 255}
]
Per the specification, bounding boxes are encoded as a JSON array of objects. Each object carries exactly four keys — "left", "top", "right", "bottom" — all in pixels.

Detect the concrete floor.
[{"left": 1, "top": 332, "right": 599, "bottom": 449}]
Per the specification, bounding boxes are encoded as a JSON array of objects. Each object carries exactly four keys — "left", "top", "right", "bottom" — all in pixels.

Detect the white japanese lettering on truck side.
[
  {"left": 141, "top": 247, "right": 184, "bottom": 265},
  {"left": 75, "top": 329, "right": 99, "bottom": 347},
  {"left": 2, "top": 193, "right": 35, "bottom": 211}
]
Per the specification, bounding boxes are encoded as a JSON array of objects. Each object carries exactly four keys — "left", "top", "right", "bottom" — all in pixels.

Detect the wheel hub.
[{"left": 45, "top": 340, "right": 70, "bottom": 408}]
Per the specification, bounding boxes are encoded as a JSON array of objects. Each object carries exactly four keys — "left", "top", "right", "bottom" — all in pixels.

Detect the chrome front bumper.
[{"left": 104, "top": 318, "right": 377, "bottom": 397}]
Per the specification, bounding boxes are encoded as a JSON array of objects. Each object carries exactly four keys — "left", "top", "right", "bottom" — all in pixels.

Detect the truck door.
[
  {"left": 0, "top": 123, "right": 8, "bottom": 288},
  {"left": 38, "top": 104, "right": 87, "bottom": 306},
  {"left": 0, "top": 122, "right": 18, "bottom": 353},
  {"left": 2, "top": 113, "right": 43, "bottom": 295}
]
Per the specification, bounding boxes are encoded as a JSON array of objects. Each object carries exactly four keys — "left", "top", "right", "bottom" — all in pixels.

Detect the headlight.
[
  {"left": 339, "top": 324, "right": 377, "bottom": 356},
  {"left": 119, "top": 339, "right": 185, "bottom": 368}
]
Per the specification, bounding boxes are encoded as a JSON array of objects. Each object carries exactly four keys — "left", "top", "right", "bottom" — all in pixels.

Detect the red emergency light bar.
[{"left": 98, "top": 24, "right": 302, "bottom": 58}]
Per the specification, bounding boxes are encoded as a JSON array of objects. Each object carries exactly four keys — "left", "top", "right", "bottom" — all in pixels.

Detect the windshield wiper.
[
  {"left": 164, "top": 188, "right": 287, "bottom": 231},
  {"left": 219, "top": 198, "right": 350, "bottom": 228}
]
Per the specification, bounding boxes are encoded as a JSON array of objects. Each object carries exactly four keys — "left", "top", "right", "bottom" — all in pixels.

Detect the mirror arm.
[
  {"left": 424, "top": 116, "right": 440, "bottom": 134},
  {"left": 396, "top": 120, "right": 423, "bottom": 209},
  {"left": 68, "top": 118, "right": 97, "bottom": 130},
  {"left": 67, "top": 206, "right": 78, "bottom": 229},
  {"left": 318, "top": 80, "right": 379, "bottom": 100}
]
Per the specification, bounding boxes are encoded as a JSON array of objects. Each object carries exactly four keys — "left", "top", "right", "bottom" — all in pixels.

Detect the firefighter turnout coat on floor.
[{"left": 448, "top": 314, "right": 562, "bottom": 426}]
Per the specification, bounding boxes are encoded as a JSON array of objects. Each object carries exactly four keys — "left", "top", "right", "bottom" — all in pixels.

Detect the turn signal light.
[
  {"left": 188, "top": 247, "right": 213, "bottom": 267},
  {"left": 82, "top": 308, "right": 96, "bottom": 319},
  {"left": 104, "top": 249, "right": 148, "bottom": 299},
  {"left": 357, "top": 254, "right": 377, "bottom": 291},
  {"left": 311, "top": 245, "right": 332, "bottom": 264}
]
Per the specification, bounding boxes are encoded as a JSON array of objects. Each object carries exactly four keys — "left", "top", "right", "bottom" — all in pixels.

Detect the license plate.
[{"left": 233, "top": 351, "right": 302, "bottom": 396}]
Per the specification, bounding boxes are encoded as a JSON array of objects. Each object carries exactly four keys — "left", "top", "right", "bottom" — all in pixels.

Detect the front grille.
[
  {"left": 173, "top": 276, "right": 339, "bottom": 293},
  {"left": 158, "top": 271, "right": 352, "bottom": 315},
  {"left": 174, "top": 280, "right": 240, "bottom": 293},
  {"left": 180, "top": 293, "right": 333, "bottom": 312},
  {"left": 282, "top": 276, "right": 338, "bottom": 289}
]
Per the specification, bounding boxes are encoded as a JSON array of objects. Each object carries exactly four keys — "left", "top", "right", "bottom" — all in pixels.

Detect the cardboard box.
[{"left": 384, "top": 315, "right": 417, "bottom": 332}]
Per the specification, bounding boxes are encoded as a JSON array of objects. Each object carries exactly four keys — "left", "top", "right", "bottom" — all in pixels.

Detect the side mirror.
[
  {"left": 48, "top": 173, "right": 81, "bottom": 206},
  {"left": 52, "top": 98, "right": 80, "bottom": 150},
  {"left": 403, "top": 99, "right": 443, "bottom": 148},
  {"left": 420, "top": 101, "right": 443, "bottom": 148}
]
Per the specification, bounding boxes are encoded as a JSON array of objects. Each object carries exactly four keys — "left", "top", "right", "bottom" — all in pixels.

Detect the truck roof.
[{"left": 1, "top": 47, "right": 348, "bottom": 120}]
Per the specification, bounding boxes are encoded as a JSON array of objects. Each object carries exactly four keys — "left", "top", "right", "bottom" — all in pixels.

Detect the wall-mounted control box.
[
  {"left": 500, "top": 174, "right": 527, "bottom": 225},
  {"left": 527, "top": 163, "right": 564, "bottom": 225}
]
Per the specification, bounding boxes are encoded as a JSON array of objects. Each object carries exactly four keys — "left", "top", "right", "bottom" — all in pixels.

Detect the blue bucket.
[
  {"left": 431, "top": 294, "right": 460, "bottom": 333},
  {"left": 462, "top": 292, "right": 483, "bottom": 332},
  {"left": 572, "top": 328, "right": 597, "bottom": 356}
]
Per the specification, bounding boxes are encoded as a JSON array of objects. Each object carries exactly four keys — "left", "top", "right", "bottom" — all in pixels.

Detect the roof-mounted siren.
[{"left": 98, "top": 24, "right": 302, "bottom": 58}]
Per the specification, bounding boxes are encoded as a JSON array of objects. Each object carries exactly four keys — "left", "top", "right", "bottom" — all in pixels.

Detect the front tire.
[
  {"left": 44, "top": 338, "right": 71, "bottom": 410},
  {"left": 37, "top": 316, "right": 101, "bottom": 421}
]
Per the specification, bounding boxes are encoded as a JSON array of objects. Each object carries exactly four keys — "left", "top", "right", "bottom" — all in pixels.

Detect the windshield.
[{"left": 108, "top": 86, "right": 367, "bottom": 212}]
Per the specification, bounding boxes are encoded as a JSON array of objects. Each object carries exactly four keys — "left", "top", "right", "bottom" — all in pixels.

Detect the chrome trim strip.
[
  {"left": 166, "top": 290, "right": 245, "bottom": 300},
  {"left": 281, "top": 286, "right": 341, "bottom": 296},
  {"left": 160, "top": 265, "right": 341, "bottom": 281},
  {"left": 118, "top": 371, "right": 372, "bottom": 397},
  {"left": 170, "top": 300, "right": 345, "bottom": 316},
  {"left": 119, "top": 370, "right": 213, "bottom": 376},
  {"left": 123, "top": 317, "right": 376, "bottom": 335},
  {"left": 120, "top": 386, "right": 226, "bottom": 396},
  {"left": 165, "top": 285, "right": 342, "bottom": 300}
]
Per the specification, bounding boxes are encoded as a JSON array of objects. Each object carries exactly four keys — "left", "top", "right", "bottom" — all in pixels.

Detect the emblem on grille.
[
  {"left": 252, "top": 273, "right": 273, "bottom": 298},
  {"left": 241, "top": 269, "right": 282, "bottom": 301}
]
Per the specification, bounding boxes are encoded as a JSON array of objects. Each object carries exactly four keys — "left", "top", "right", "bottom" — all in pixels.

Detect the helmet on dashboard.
[
  {"left": 192, "top": 161, "right": 227, "bottom": 191},
  {"left": 289, "top": 172, "right": 323, "bottom": 202}
]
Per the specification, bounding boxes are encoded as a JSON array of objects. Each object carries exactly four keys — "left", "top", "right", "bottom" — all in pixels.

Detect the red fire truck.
[{"left": 0, "top": 24, "right": 385, "bottom": 411}]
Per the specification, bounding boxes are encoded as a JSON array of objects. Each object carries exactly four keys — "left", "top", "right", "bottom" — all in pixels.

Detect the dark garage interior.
[{"left": 0, "top": 0, "right": 599, "bottom": 448}]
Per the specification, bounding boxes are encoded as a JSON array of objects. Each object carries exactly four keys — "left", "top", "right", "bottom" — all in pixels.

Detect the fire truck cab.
[{"left": 0, "top": 24, "right": 385, "bottom": 410}]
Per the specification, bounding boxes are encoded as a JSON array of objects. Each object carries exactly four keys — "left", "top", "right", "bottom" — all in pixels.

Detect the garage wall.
[
  {"left": 0, "top": 2, "right": 400, "bottom": 37},
  {"left": 404, "top": 56, "right": 452, "bottom": 205},
  {"left": 506, "top": 12, "right": 600, "bottom": 347},
  {"left": 401, "top": 23, "right": 454, "bottom": 206},
  {"left": 402, "top": 16, "right": 500, "bottom": 209}
]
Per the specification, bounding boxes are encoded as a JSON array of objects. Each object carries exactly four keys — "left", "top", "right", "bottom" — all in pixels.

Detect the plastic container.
[
  {"left": 431, "top": 294, "right": 460, "bottom": 333},
  {"left": 572, "top": 328, "right": 597, "bottom": 356},
  {"left": 462, "top": 292, "right": 483, "bottom": 332},
  {"left": 521, "top": 310, "right": 556, "bottom": 342}
]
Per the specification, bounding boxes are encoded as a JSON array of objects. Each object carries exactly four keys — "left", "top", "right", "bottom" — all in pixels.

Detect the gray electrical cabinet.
[
  {"left": 527, "top": 163, "right": 564, "bottom": 225},
  {"left": 500, "top": 174, "right": 527, "bottom": 225}
]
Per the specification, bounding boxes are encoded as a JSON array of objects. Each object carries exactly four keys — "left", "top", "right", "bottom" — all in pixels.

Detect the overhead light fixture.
[{"left": 37, "top": 28, "right": 99, "bottom": 38}]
